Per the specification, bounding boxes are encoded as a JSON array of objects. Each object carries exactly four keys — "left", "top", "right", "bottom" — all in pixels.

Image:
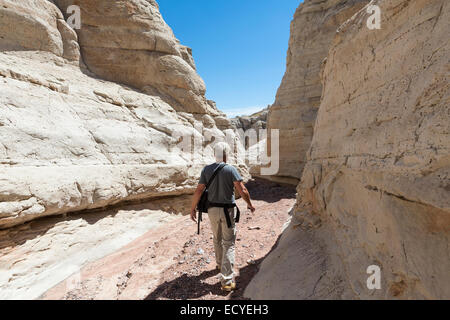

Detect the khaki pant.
[{"left": 207, "top": 207, "right": 237, "bottom": 286}]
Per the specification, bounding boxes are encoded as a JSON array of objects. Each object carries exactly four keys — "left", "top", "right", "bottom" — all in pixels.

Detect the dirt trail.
[{"left": 42, "top": 179, "right": 296, "bottom": 300}]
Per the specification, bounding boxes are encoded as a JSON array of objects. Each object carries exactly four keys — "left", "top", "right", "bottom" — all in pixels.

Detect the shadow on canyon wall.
[{"left": 244, "top": 178, "right": 296, "bottom": 204}]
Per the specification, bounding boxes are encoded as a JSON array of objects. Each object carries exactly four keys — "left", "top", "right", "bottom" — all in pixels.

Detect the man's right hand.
[
  {"left": 234, "top": 181, "right": 256, "bottom": 214},
  {"left": 190, "top": 209, "right": 197, "bottom": 222}
]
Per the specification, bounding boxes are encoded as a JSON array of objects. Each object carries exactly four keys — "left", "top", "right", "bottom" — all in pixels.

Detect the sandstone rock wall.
[
  {"left": 0, "top": 1, "right": 247, "bottom": 229},
  {"left": 267, "top": 0, "right": 369, "bottom": 183},
  {"left": 298, "top": 0, "right": 450, "bottom": 299},
  {"left": 248, "top": 0, "right": 450, "bottom": 299}
]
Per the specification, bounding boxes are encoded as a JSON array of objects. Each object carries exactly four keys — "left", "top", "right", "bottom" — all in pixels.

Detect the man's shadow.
[
  {"left": 145, "top": 259, "right": 264, "bottom": 300},
  {"left": 145, "top": 269, "right": 223, "bottom": 300}
]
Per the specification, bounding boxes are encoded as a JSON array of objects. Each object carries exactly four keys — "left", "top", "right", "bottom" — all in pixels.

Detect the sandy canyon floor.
[{"left": 3, "top": 179, "right": 296, "bottom": 300}]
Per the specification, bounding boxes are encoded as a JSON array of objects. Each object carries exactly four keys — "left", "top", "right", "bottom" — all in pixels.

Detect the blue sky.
[{"left": 158, "top": 0, "right": 301, "bottom": 117}]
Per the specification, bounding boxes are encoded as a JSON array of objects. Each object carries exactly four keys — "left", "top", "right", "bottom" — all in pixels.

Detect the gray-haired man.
[{"left": 190, "top": 143, "right": 256, "bottom": 291}]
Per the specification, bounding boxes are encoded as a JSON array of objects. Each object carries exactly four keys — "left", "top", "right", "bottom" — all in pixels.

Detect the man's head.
[{"left": 214, "top": 142, "right": 231, "bottom": 163}]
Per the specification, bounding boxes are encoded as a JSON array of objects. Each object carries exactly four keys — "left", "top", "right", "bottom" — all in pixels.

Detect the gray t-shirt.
[{"left": 199, "top": 162, "right": 243, "bottom": 204}]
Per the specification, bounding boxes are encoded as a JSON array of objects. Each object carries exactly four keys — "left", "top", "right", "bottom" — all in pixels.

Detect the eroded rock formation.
[
  {"left": 52, "top": 0, "right": 220, "bottom": 116},
  {"left": 0, "top": 49, "right": 207, "bottom": 229},
  {"left": 247, "top": 0, "right": 449, "bottom": 300},
  {"left": 0, "top": 0, "right": 247, "bottom": 229},
  {"left": 2, "top": 0, "right": 448, "bottom": 301},
  {"left": 267, "top": 0, "right": 369, "bottom": 184}
]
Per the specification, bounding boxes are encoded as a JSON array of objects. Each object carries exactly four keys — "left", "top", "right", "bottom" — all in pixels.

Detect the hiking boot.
[{"left": 221, "top": 282, "right": 237, "bottom": 292}]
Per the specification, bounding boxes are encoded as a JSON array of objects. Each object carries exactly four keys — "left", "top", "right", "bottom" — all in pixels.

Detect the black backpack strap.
[
  {"left": 205, "top": 163, "right": 226, "bottom": 189},
  {"left": 208, "top": 202, "right": 240, "bottom": 229},
  {"left": 223, "top": 207, "right": 233, "bottom": 228},
  {"left": 235, "top": 206, "right": 241, "bottom": 223}
]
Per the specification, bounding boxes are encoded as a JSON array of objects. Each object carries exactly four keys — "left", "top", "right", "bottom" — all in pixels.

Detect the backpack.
[{"left": 196, "top": 163, "right": 226, "bottom": 234}]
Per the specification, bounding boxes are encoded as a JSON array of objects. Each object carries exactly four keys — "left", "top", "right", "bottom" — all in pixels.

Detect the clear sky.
[{"left": 158, "top": 0, "right": 302, "bottom": 117}]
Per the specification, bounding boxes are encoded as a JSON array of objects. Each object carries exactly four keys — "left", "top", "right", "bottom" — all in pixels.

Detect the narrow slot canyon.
[{"left": 0, "top": 0, "right": 448, "bottom": 301}]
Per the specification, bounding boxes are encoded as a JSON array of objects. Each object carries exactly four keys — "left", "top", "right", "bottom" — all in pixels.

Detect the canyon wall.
[
  {"left": 0, "top": 0, "right": 249, "bottom": 299},
  {"left": 247, "top": 0, "right": 449, "bottom": 299},
  {"left": 0, "top": 0, "right": 247, "bottom": 229},
  {"left": 266, "top": 0, "right": 369, "bottom": 184}
]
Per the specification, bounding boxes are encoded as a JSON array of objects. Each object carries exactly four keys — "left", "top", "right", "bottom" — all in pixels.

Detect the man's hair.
[{"left": 214, "top": 142, "right": 231, "bottom": 163}]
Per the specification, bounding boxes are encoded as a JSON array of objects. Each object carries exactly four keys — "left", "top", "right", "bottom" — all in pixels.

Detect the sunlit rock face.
[
  {"left": 52, "top": 0, "right": 219, "bottom": 115},
  {"left": 248, "top": 0, "right": 450, "bottom": 300},
  {"left": 0, "top": 0, "right": 248, "bottom": 230},
  {"left": 266, "top": 0, "right": 369, "bottom": 183}
]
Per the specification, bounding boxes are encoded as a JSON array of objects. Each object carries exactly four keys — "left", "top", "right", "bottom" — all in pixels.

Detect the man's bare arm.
[
  {"left": 234, "top": 181, "right": 256, "bottom": 213},
  {"left": 190, "top": 184, "right": 206, "bottom": 222}
]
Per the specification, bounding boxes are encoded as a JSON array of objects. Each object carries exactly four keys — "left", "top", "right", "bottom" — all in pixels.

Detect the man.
[{"left": 190, "top": 142, "right": 256, "bottom": 292}]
